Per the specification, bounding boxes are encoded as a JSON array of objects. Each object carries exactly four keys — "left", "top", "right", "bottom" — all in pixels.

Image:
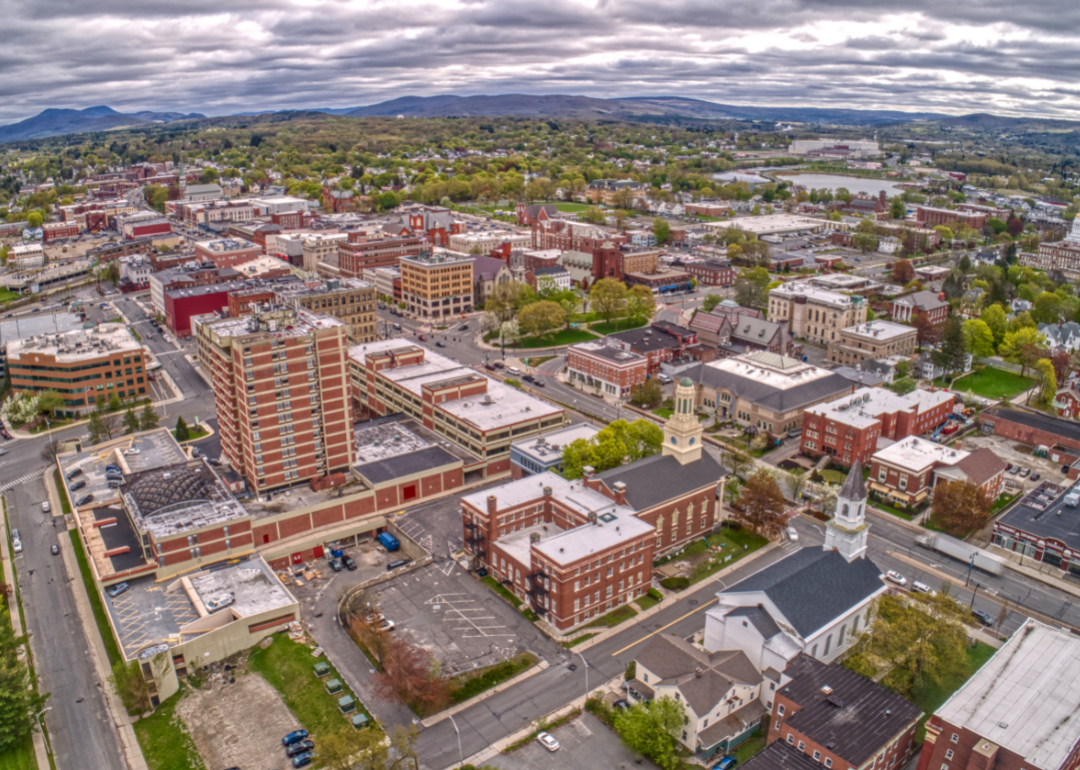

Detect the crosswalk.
[{"left": 0, "top": 468, "right": 46, "bottom": 494}]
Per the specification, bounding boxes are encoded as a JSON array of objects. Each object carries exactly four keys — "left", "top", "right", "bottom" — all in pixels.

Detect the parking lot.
[
  {"left": 372, "top": 560, "right": 560, "bottom": 676},
  {"left": 488, "top": 712, "right": 660, "bottom": 770},
  {"left": 963, "top": 433, "right": 1070, "bottom": 487}
]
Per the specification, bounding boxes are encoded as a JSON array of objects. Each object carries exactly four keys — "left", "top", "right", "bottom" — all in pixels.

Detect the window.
[
  {"left": 945, "top": 751, "right": 954, "bottom": 761},
  {"left": 950, "top": 734, "right": 959, "bottom": 744},
  {"left": 798, "top": 741, "right": 805, "bottom": 752},
  {"left": 777, "top": 705, "right": 785, "bottom": 716},
  {"left": 941, "top": 765, "right": 949, "bottom": 770},
  {"left": 787, "top": 734, "right": 794, "bottom": 745},
  {"left": 825, "top": 760, "right": 833, "bottom": 768},
  {"left": 813, "top": 751, "right": 821, "bottom": 761}
]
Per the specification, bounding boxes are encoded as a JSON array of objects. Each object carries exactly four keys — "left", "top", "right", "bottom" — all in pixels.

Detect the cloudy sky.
[{"left": 3, "top": 0, "right": 1080, "bottom": 123}]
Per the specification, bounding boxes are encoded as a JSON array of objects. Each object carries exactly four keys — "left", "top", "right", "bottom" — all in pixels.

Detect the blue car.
[
  {"left": 292, "top": 752, "right": 314, "bottom": 768},
  {"left": 713, "top": 756, "right": 738, "bottom": 770},
  {"left": 282, "top": 729, "right": 309, "bottom": 746}
]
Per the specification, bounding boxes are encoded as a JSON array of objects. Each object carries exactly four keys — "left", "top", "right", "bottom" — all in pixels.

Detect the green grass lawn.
[
  {"left": 68, "top": 529, "right": 122, "bottom": 667},
  {"left": 247, "top": 635, "right": 375, "bottom": 739},
  {"left": 583, "top": 604, "right": 638, "bottom": 629},
  {"left": 0, "top": 288, "right": 21, "bottom": 304},
  {"left": 481, "top": 575, "right": 523, "bottom": 608},
  {"left": 591, "top": 319, "right": 648, "bottom": 335},
  {"left": 687, "top": 528, "right": 769, "bottom": 584},
  {"left": 132, "top": 689, "right": 205, "bottom": 770},
  {"left": 634, "top": 593, "right": 661, "bottom": 611},
  {"left": 732, "top": 729, "right": 767, "bottom": 764},
  {"left": 561, "top": 633, "right": 597, "bottom": 649},
  {"left": 509, "top": 329, "right": 600, "bottom": 349},
  {"left": 447, "top": 652, "right": 537, "bottom": 705},
  {"left": 52, "top": 469, "right": 71, "bottom": 515},
  {"left": 555, "top": 202, "right": 591, "bottom": 212},
  {"left": 172, "top": 426, "right": 209, "bottom": 442},
  {"left": 819, "top": 469, "right": 845, "bottom": 484},
  {"left": 990, "top": 492, "right": 1019, "bottom": 514},
  {"left": 870, "top": 500, "right": 915, "bottom": 521},
  {"left": 939, "top": 367, "right": 1036, "bottom": 400},
  {"left": 913, "top": 642, "right": 996, "bottom": 742},
  {"left": 652, "top": 408, "right": 674, "bottom": 419}
]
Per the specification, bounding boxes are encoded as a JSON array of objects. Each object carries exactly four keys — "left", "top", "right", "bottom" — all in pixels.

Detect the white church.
[{"left": 703, "top": 463, "right": 886, "bottom": 673}]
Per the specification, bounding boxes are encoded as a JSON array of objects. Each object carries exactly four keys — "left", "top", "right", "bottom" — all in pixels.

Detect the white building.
[
  {"left": 9, "top": 242, "right": 45, "bottom": 270},
  {"left": 703, "top": 465, "right": 885, "bottom": 671}
]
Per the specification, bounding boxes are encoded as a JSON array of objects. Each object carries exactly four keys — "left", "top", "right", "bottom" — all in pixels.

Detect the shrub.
[{"left": 660, "top": 577, "right": 690, "bottom": 591}]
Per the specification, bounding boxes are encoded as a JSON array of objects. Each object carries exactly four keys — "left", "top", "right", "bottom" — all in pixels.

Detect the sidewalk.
[
  {"left": 0, "top": 499, "right": 51, "bottom": 770},
  {"left": 44, "top": 468, "right": 150, "bottom": 770}
]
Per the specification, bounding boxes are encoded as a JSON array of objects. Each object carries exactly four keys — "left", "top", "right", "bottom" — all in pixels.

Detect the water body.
[{"left": 777, "top": 173, "right": 907, "bottom": 197}]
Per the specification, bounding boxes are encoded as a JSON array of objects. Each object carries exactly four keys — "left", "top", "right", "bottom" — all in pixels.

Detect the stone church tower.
[
  {"left": 824, "top": 461, "right": 870, "bottom": 562},
  {"left": 662, "top": 378, "right": 703, "bottom": 465}
]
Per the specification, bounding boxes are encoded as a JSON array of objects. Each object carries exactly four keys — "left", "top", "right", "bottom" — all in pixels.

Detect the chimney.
[
  {"left": 487, "top": 495, "right": 498, "bottom": 515},
  {"left": 820, "top": 686, "right": 833, "bottom": 696},
  {"left": 695, "top": 667, "right": 703, "bottom": 678},
  {"left": 613, "top": 481, "right": 627, "bottom": 506}
]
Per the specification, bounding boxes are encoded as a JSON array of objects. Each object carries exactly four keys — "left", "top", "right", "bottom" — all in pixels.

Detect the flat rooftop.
[
  {"left": 123, "top": 462, "right": 249, "bottom": 539},
  {"left": 569, "top": 339, "right": 647, "bottom": 364},
  {"left": 0, "top": 312, "right": 84, "bottom": 347},
  {"left": 705, "top": 351, "right": 831, "bottom": 391},
  {"left": 936, "top": 619, "right": 1080, "bottom": 770},
  {"left": 842, "top": 320, "right": 914, "bottom": 341},
  {"left": 7, "top": 322, "right": 142, "bottom": 362},
  {"left": 513, "top": 424, "right": 600, "bottom": 464},
  {"left": 997, "top": 480, "right": 1080, "bottom": 547},
  {"left": 807, "top": 387, "right": 953, "bottom": 429},
  {"left": 206, "top": 307, "right": 345, "bottom": 340},
  {"left": 872, "top": 436, "right": 968, "bottom": 473},
  {"left": 770, "top": 281, "right": 860, "bottom": 306},
  {"left": 707, "top": 215, "right": 823, "bottom": 235}
]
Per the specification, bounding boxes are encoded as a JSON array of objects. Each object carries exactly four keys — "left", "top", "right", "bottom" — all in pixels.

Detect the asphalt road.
[{"left": 5, "top": 478, "right": 125, "bottom": 769}]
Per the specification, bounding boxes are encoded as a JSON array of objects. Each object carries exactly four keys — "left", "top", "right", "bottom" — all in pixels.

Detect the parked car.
[
  {"left": 342, "top": 555, "right": 357, "bottom": 571},
  {"left": 65, "top": 468, "right": 84, "bottom": 481},
  {"left": 912, "top": 580, "right": 935, "bottom": 595},
  {"left": 387, "top": 558, "right": 410, "bottom": 571},
  {"left": 786, "top": 527, "right": 799, "bottom": 542},
  {"left": 41, "top": 501, "right": 50, "bottom": 513},
  {"left": 885, "top": 570, "right": 907, "bottom": 586},
  {"left": 435, "top": 341, "right": 446, "bottom": 348},
  {"left": 657, "top": 374, "right": 673, "bottom": 384},
  {"left": 532, "top": 379, "right": 545, "bottom": 388},
  {"left": 50, "top": 544, "right": 59, "bottom": 555},
  {"left": 70, "top": 480, "right": 87, "bottom": 492},
  {"left": 286, "top": 740, "right": 315, "bottom": 758},
  {"left": 291, "top": 752, "right": 314, "bottom": 768},
  {"left": 75, "top": 494, "right": 94, "bottom": 506},
  {"left": 972, "top": 608, "right": 994, "bottom": 627},
  {"left": 282, "top": 730, "right": 310, "bottom": 746},
  {"left": 1019, "top": 468, "right": 1031, "bottom": 478},
  {"left": 475, "top": 567, "right": 488, "bottom": 578},
  {"left": 492, "top": 361, "right": 504, "bottom": 369},
  {"left": 12, "top": 538, "right": 21, "bottom": 553},
  {"left": 713, "top": 755, "right": 738, "bottom": 770},
  {"left": 329, "top": 558, "right": 343, "bottom": 572},
  {"left": 417, "top": 335, "right": 426, "bottom": 341},
  {"left": 458, "top": 324, "right": 469, "bottom": 332},
  {"left": 522, "top": 374, "right": 535, "bottom": 383},
  {"left": 1008, "top": 466, "right": 1020, "bottom": 475},
  {"left": 536, "top": 732, "right": 560, "bottom": 752},
  {"left": 613, "top": 699, "right": 631, "bottom": 711},
  {"left": 107, "top": 582, "right": 129, "bottom": 598},
  {"left": 484, "top": 363, "right": 496, "bottom": 371}
]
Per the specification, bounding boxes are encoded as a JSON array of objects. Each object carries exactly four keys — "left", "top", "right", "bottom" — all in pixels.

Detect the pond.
[{"left": 777, "top": 173, "right": 907, "bottom": 197}]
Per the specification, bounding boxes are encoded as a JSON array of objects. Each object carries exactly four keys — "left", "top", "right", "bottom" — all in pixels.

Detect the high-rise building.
[
  {"left": 198, "top": 303, "right": 352, "bottom": 493},
  {"left": 399, "top": 251, "right": 474, "bottom": 320}
]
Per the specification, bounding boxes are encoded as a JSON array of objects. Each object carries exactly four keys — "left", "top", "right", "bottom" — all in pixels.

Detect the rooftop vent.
[{"left": 820, "top": 686, "right": 833, "bottom": 696}]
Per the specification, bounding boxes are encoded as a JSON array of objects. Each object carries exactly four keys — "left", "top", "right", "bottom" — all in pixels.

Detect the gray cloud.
[{"left": 1, "top": 0, "right": 1079, "bottom": 122}]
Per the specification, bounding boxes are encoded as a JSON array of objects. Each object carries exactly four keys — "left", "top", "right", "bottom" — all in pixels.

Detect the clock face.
[
  {"left": 671, "top": 437, "right": 678, "bottom": 445},
  {"left": 689, "top": 437, "right": 696, "bottom": 445}
]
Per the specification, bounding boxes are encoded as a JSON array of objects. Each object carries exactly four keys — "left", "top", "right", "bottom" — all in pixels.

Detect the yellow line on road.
[{"left": 611, "top": 598, "right": 718, "bottom": 657}]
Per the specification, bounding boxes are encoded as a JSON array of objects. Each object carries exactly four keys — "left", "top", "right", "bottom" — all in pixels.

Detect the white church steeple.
[
  {"left": 824, "top": 461, "right": 870, "bottom": 562},
  {"left": 662, "top": 378, "right": 703, "bottom": 465}
]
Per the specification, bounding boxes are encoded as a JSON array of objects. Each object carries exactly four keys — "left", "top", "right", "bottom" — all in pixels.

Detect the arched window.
[{"left": 842, "top": 504, "right": 849, "bottom": 517}]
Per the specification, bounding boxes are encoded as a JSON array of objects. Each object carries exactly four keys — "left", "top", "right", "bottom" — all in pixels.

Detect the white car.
[
  {"left": 886, "top": 570, "right": 907, "bottom": 586},
  {"left": 123, "top": 448, "right": 141, "bottom": 456},
  {"left": 41, "top": 501, "right": 50, "bottom": 512},
  {"left": 12, "top": 538, "right": 22, "bottom": 553},
  {"left": 536, "top": 732, "right": 560, "bottom": 752},
  {"left": 786, "top": 527, "right": 798, "bottom": 542}
]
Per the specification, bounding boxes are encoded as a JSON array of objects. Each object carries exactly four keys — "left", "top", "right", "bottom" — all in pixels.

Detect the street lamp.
[
  {"left": 35, "top": 707, "right": 52, "bottom": 758},
  {"left": 447, "top": 714, "right": 464, "bottom": 768},
  {"left": 574, "top": 650, "right": 589, "bottom": 699},
  {"left": 969, "top": 582, "right": 980, "bottom": 609}
]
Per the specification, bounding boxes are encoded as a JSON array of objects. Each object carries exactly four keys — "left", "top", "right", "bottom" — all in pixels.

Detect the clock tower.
[{"left": 662, "top": 377, "right": 703, "bottom": 465}]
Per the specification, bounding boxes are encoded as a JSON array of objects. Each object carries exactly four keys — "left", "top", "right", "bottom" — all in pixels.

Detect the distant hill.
[
  {"left": 932, "top": 113, "right": 1080, "bottom": 132},
  {"left": 0, "top": 106, "right": 205, "bottom": 142}
]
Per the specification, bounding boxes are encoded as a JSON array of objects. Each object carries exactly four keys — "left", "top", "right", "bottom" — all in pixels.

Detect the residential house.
[
  {"left": 1039, "top": 322, "right": 1080, "bottom": 352},
  {"left": 890, "top": 290, "right": 949, "bottom": 325}
]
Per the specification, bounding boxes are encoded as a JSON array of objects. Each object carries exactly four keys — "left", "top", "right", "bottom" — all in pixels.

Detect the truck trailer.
[{"left": 915, "top": 532, "right": 1005, "bottom": 576}]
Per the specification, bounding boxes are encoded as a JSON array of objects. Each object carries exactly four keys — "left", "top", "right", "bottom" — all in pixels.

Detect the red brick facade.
[
  {"left": 566, "top": 343, "right": 648, "bottom": 398},
  {"left": 917, "top": 720, "right": 1032, "bottom": 770},
  {"left": 337, "top": 236, "right": 424, "bottom": 277}
]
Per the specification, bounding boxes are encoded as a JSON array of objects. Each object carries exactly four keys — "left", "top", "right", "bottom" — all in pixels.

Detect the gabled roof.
[
  {"left": 892, "top": 290, "right": 947, "bottom": 312},
  {"left": 937, "top": 447, "right": 1007, "bottom": 487},
  {"left": 730, "top": 316, "right": 782, "bottom": 346},
  {"left": 724, "top": 549, "right": 884, "bottom": 638},
  {"left": 740, "top": 741, "right": 825, "bottom": 770},
  {"left": 634, "top": 635, "right": 761, "bottom": 716},
  {"left": 596, "top": 452, "right": 726, "bottom": 511},
  {"left": 727, "top": 605, "right": 781, "bottom": 639}
]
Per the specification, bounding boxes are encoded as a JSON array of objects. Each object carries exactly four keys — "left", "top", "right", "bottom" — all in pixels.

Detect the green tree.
[
  {"left": 377, "top": 191, "right": 399, "bottom": 210},
  {"left": 108, "top": 659, "right": 152, "bottom": 715},
  {"left": 702, "top": 294, "right": 722, "bottom": 313},
  {"left": 931, "top": 316, "right": 969, "bottom": 382},
  {"left": 894, "top": 359, "right": 910, "bottom": 379},
  {"left": 579, "top": 207, "right": 606, "bottom": 225},
  {"left": 961, "top": 319, "right": 995, "bottom": 358},
  {"left": 931, "top": 479, "right": 991, "bottom": 537},
  {"left": 122, "top": 407, "right": 140, "bottom": 435},
  {"left": 999, "top": 327, "right": 1046, "bottom": 376},
  {"left": 139, "top": 404, "right": 160, "bottom": 431},
  {"left": 517, "top": 300, "right": 564, "bottom": 340},
  {"left": 198, "top": 167, "right": 219, "bottom": 184},
  {"left": 613, "top": 696, "right": 683, "bottom": 770},
  {"left": 629, "top": 378, "right": 662, "bottom": 406},
  {"left": 0, "top": 609, "right": 49, "bottom": 751},
  {"left": 26, "top": 211, "right": 43, "bottom": 228},
  {"left": 982, "top": 304, "right": 1007, "bottom": 348},
  {"left": 890, "top": 196, "right": 906, "bottom": 220},
  {"left": 843, "top": 591, "right": 974, "bottom": 698},
  {"left": 1031, "top": 291, "right": 1065, "bottom": 324},
  {"left": 174, "top": 415, "right": 190, "bottom": 442},
  {"left": 652, "top": 217, "right": 671, "bottom": 245},
  {"left": 36, "top": 389, "right": 64, "bottom": 417},
  {"left": 561, "top": 419, "right": 664, "bottom": 479},
  {"left": 626, "top": 285, "right": 656, "bottom": 323},
  {"left": 733, "top": 266, "right": 771, "bottom": 309},
  {"left": 87, "top": 411, "right": 111, "bottom": 445},
  {"left": 1035, "top": 358, "right": 1057, "bottom": 404},
  {"left": 590, "top": 278, "right": 629, "bottom": 326}
]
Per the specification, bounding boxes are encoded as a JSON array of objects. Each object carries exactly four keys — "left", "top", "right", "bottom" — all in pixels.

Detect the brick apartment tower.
[{"left": 201, "top": 304, "right": 352, "bottom": 493}]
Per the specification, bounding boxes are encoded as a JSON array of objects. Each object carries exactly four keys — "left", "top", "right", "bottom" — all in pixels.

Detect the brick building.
[
  {"left": 350, "top": 339, "right": 565, "bottom": 479},
  {"left": 890, "top": 290, "right": 949, "bottom": 325},
  {"left": 193, "top": 237, "right": 261, "bottom": 269},
  {"left": 531, "top": 219, "right": 626, "bottom": 253},
  {"left": 399, "top": 251, "right": 473, "bottom": 320},
  {"left": 674, "top": 259, "right": 735, "bottom": 287},
  {"left": 198, "top": 305, "right": 353, "bottom": 494},
  {"left": 272, "top": 278, "right": 377, "bottom": 343},
  {"left": 42, "top": 220, "right": 80, "bottom": 243},
  {"left": 915, "top": 206, "right": 989, "bottom": 230},
  {"left": 978, "top": 407, "right": 1080, "bottom": 461},
  {"left": 608, "top": 322, "right": 703, "bottom": 374},
  {"left": 801, "top": 387, "right": 955, "bottom": 468},
  {"left": 691, "top": 306, "right": 797, "bottom": 359},
  {"left": 336, "top": 235, "right": 424, "bottom": 277},
  {"left": 123, "top": 217, "right": 173, "bottom": 240},
  {"left": 869, "top": 437, "right": 1006, "bottom": 505},
  {"left": 757, "top": 654, "right": 920, "bottom": 770},
  {"left": 461, "top": 383, "right": 726, "bottom": 630},
  {"left": 918, "top": 620, "right": 1080, "bottom": 770},
  {"left": 768, "top": 284, "right": 868, "bottom": 346},
  {"left": 407, "top": 206, "right": 463, "bottom": 246},
  {"left": 566, "top": 339, "right": 648, "bottom": 398},
  {"left": 6, "top": 323, "right": 148, "bottom": 414},
  {"left": 516, "top": 203, "right": 557, "bottom": 226},
  {"left": 164, "top": 279, "right": 251, "bottom": 337},
  {"left": 828, "top": 321, "right": 917, "bottom": 366}
]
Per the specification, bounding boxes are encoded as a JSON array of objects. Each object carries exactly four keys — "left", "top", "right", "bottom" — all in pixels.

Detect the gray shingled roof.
[
  {"left": 692, "top": 364, "right": 852, "bottom": 415},
  {"left": 740, "top": 740, "right": 829, "bottom": 770},
  {"left": 730, "top": 316, "right": 782, "bottom": 346},
  {"left": 724, "top": 549, "right": 884, "bottom": 637},
  {"left": 838, "top": 461, "right": 866, "bottom": 501},
  {"left": 727, "top": 605, "right": 781, "bottom": 640},
  {"left": 597, "top": 452, "right": 726, "bottom": 511},
  {"left": 634, "top": 635, "right": 761, "bottom": 716}
]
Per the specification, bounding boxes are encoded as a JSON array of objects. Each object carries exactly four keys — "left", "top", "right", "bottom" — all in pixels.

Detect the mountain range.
[
  {"left": 0, "top": 105, "right": 205, "bottom": 142},
  {"left": 5, "top": 94, "right": 1077, "bottom": 144}
]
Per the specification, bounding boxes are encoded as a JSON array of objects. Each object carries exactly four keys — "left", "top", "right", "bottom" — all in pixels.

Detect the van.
[
  {"left": 912, "top": 580, "right": 934, "bottom": 594},
  {"left": 387, "top": 558, "right": 411, "bottom": 571},
  {"left": 506, "top": 366, "right": 522, "bottom": 377}
]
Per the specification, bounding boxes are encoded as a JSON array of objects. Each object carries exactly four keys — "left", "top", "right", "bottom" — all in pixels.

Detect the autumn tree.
[
  {"left": 843, "top": 590, "right": 974, "bottom": 699},
  {"left": 737, "top": 468, "right": 786, "bottom": 538},
  {"left": 1050, "top": 349, "right": 1073, "bottom": 386},
  {"left": 931, "top": 479, "right": 991, "bottom": 536},
  {"left": 373, "top": 634, "right": 449, "bottom": 715},
  {"left": 892, "top": 259, "right": 915, "bottom": 284},
  {"left": 517, "top": 300, "right": 564, "bottom": 341},
  {"left": 590, "top": 277, "right": 629, "bottom": 326},
  {"left": 912, "top": 313, "right": 939, "bottom": 349}
]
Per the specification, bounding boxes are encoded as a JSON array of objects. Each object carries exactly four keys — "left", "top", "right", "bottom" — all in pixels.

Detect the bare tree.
[
  {"left": 39, "top": 439, "right": 65, "bottom": 465},
  {"left": 784, "top": 470, "right": 807, "bottom": 502}
]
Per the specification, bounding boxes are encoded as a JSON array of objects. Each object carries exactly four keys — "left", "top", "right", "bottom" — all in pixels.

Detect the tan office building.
[
  {"left": 768, "top": 282, "right": 868, "bottom": 345},
  {"left": 400, "top": 252, "right": 474, "bottom": 320},
  {"left": 828, "top": 321, "right": 917, "bottom": 365}
]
